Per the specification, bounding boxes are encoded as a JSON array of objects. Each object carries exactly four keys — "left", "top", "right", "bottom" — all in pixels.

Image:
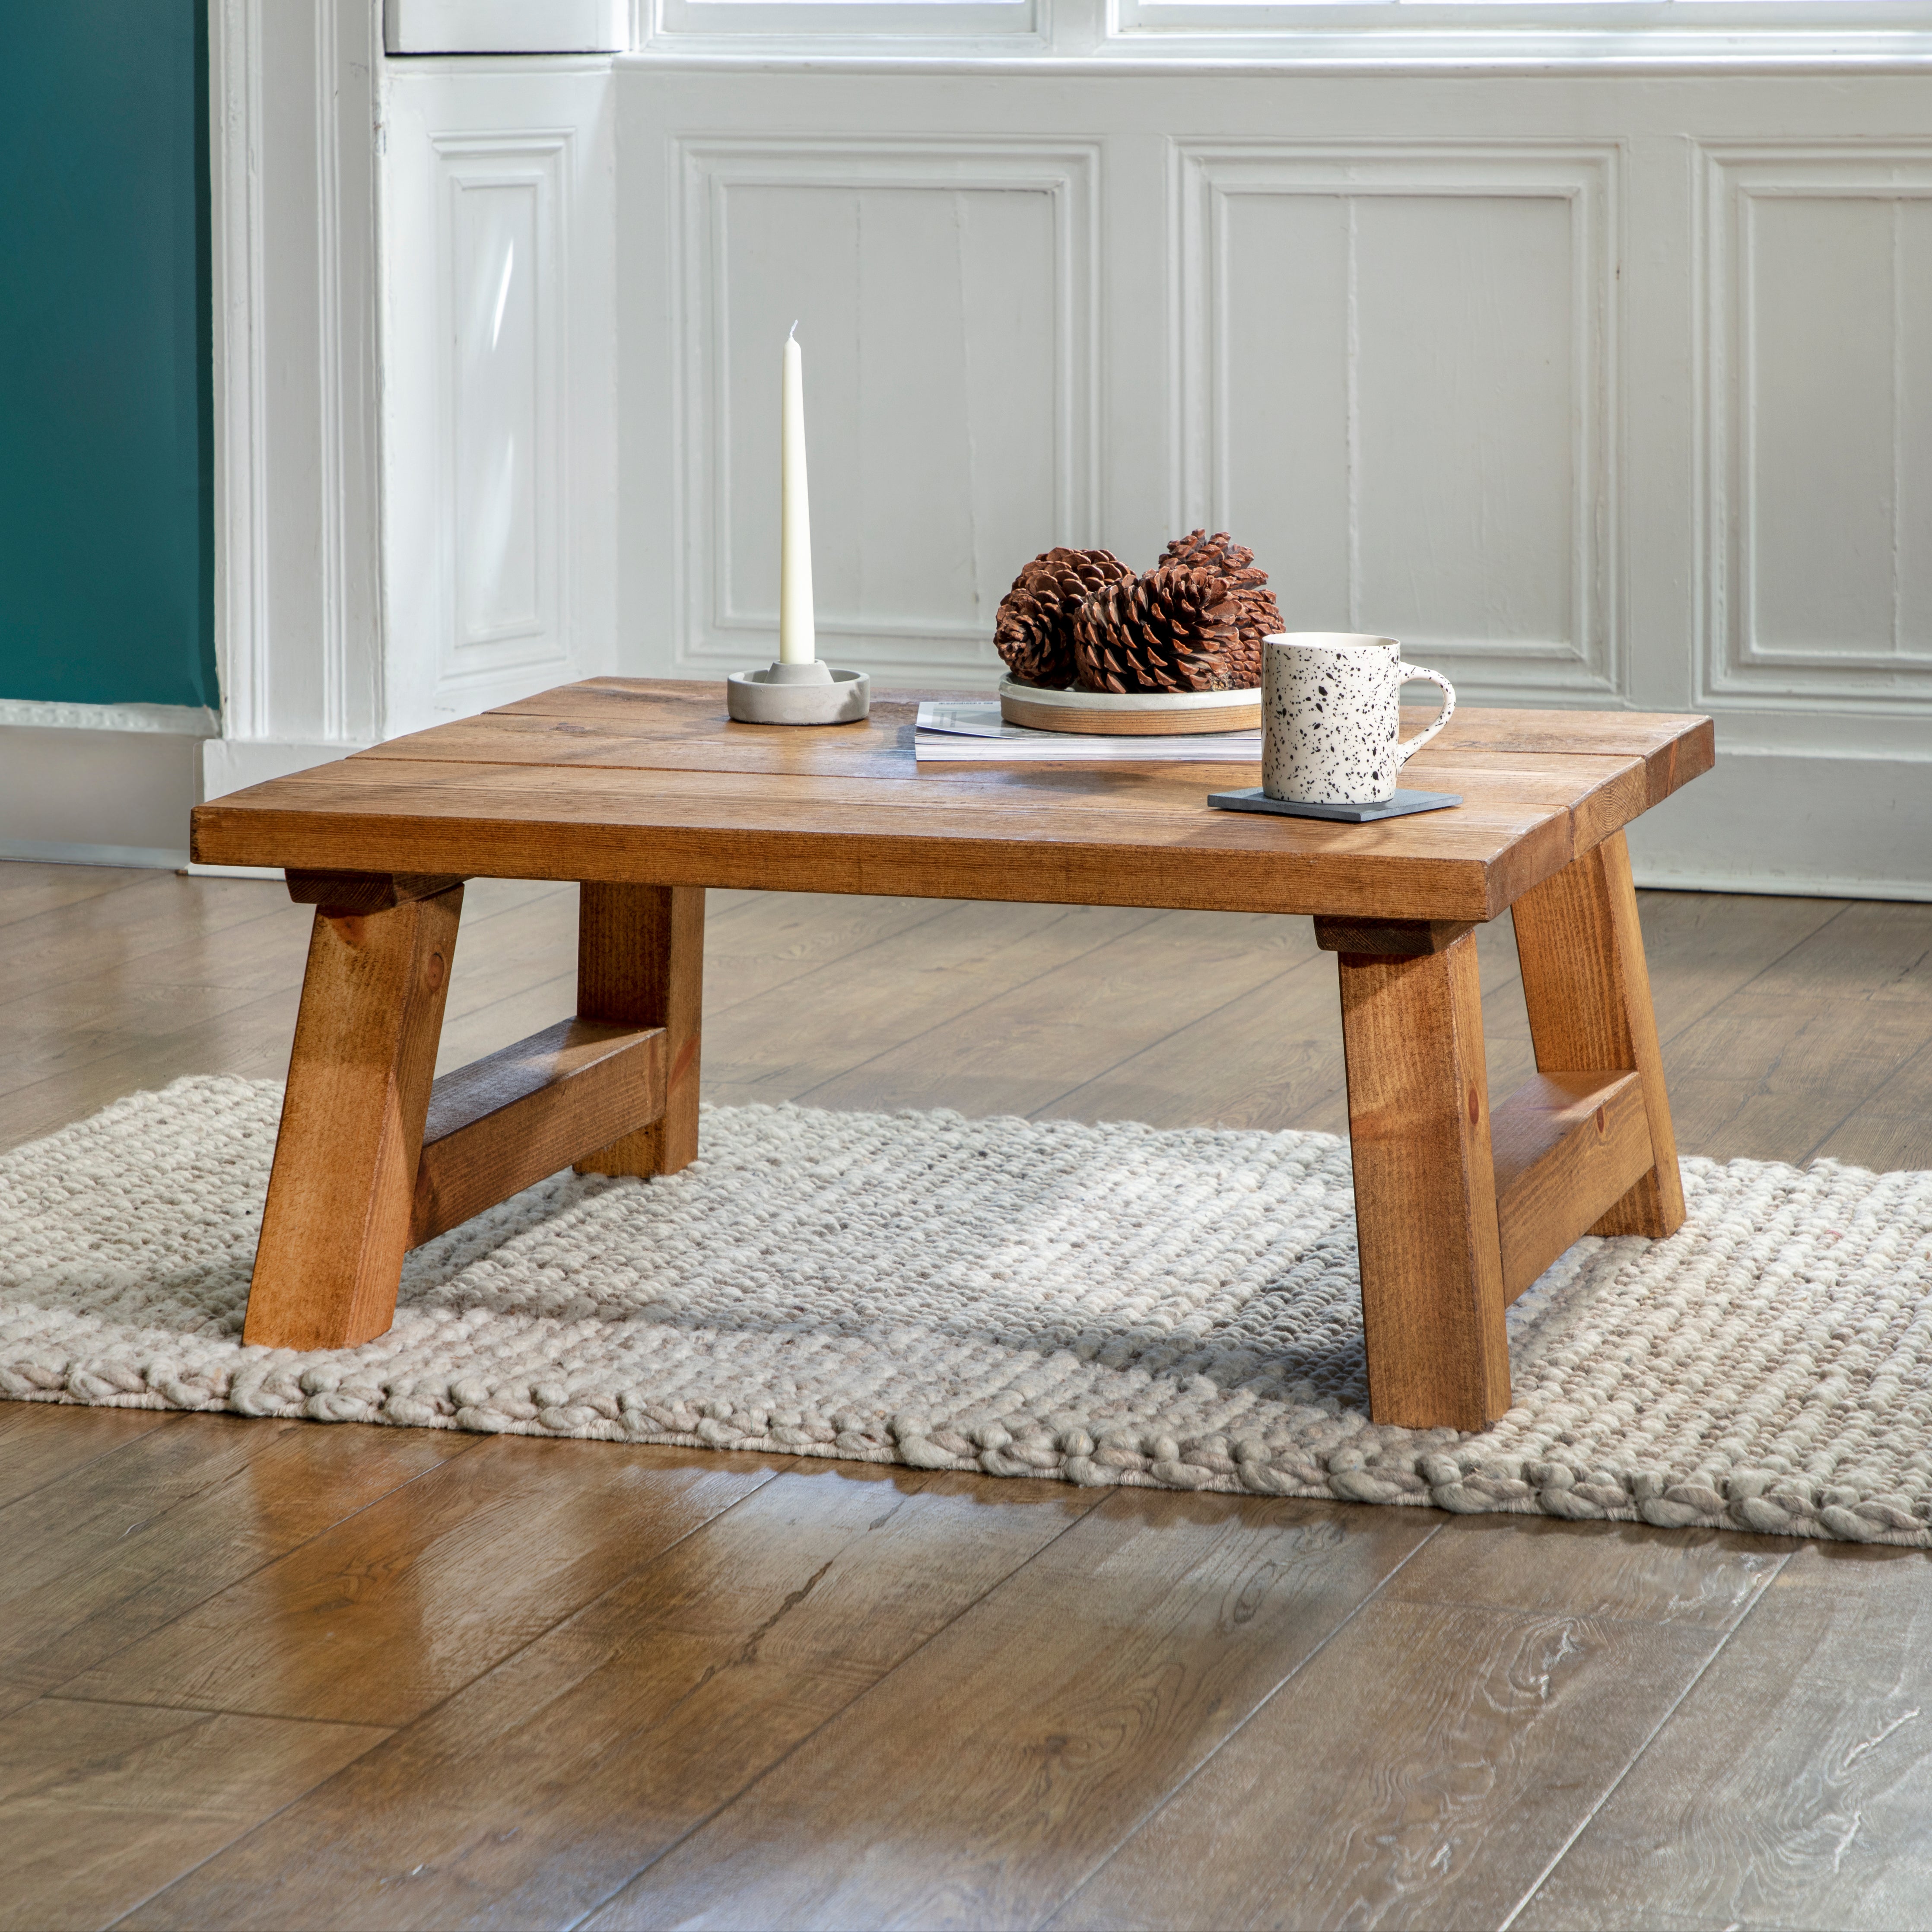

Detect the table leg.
[
  {"left": 574, "top": 884, "right": 705, "bottom": 1177},
  {"left": 243, "top": 883, "right": 463, "bottom": 1349},
  {"left": 1510, "top": 829, "right": 1686, "bottom": 1239},
  {"left": 1334, "top": 928, "right": 1512, "bottom": 1431}
]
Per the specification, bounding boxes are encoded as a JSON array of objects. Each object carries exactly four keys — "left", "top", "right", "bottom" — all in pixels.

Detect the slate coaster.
[{"left": 1206, "top": 787, "right": 1464, "bottom": 823}]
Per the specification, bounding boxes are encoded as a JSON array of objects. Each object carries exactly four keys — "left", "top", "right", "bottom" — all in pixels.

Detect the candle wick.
[{"left": 788, "top": 319, "right": 798, "bottom": 342}]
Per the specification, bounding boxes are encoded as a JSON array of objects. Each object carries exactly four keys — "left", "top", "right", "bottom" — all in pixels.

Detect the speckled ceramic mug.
[{"left": 1261, "top": 633, "right": 1455, "bottom": 806}]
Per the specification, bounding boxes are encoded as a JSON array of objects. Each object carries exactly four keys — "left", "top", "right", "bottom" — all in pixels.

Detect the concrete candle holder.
[{"left": 726, "top": 661, "right": 870, "bottom": 726}]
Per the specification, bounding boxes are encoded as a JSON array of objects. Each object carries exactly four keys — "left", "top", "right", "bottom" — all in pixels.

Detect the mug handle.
[{"left": 1394, "top": 663, "right": 1455, "bottom": 767}]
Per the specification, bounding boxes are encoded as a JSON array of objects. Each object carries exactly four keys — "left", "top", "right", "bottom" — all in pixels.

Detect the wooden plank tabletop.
[{"left": 191, "top": 680, "right": 1713, "bottom": 923}]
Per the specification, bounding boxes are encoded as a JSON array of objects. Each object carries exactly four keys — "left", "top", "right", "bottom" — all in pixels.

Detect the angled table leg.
[
  {"left": 574, "top": 883, "right": 705, "bottom": 1177},
  {"left": 243, "top": 880, "right": 464, "bottom": 1350},
  {"left": 1323, "top": 920, "right": 1512, "bottom": 1432},
  {"left": 1510, "top": 829, "right": 1685, "bottom": 1239}
]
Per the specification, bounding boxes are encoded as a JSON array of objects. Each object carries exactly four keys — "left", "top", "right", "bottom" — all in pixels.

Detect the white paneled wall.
[
  {"left": 1702, "top": 146, "right": 1932, "bottom": 711},
  {"left": 381, "top": 69, "right": 617, "bottom": 735},
  {"left": 353, "top": 62, "right": 1932, "bottom": 895},
  {"left": 1177, "top": 143, "right": 1617, "bottom": 699},
  {"left": 673, "top": 140, "right": 1097, "bottom": 683},
  {"left": 600, "top": 68, "right": 1932, "bottom": 895}
]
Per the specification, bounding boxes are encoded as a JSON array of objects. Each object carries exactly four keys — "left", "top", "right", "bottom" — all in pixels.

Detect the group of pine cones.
[{"left": 994, "top": 532, "right": 1283, "bottom": 694}]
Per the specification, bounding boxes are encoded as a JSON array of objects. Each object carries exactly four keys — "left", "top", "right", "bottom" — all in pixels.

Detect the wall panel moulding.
[
  {"left": 0, "top": 718, "right": 208, "bottom": 870},
  {"left": 671, "top": 137, "right": 1101, "bottom": 692},
  {"left": 1174, "top": 141, "right": 1621, "bottom": 708},
  {"left": 380, "top": 69, "right": 620, "bottom": 736},
  {"left": 1698, "top": 141, "right": 1932, "bottom": 715}
]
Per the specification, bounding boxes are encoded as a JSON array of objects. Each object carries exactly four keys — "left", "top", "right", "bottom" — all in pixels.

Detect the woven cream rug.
[{"left": 4, "top": 1076, "right": 1930, "bottom": 1546}]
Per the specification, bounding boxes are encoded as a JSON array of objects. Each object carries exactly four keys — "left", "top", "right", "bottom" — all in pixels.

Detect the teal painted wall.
[{"left": 0, "top": 3, "right": 215, "bottom": 711}]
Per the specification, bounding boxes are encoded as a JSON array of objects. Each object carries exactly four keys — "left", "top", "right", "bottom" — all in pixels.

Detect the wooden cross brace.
[
  {"left": 241, "top": 877, "right": 703, "bottom": 1351},
  {"left": 1316, "top": 829, "right": 1685, "bottom": 1433}
]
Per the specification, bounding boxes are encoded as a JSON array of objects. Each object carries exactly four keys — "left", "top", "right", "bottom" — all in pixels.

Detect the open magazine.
[{"left": 914, "top": 701, "right": 1262, "bottom": 764}]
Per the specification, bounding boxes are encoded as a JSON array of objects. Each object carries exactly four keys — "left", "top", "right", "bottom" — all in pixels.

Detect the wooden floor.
[{"left": 2, "top": 858, "right": 1930, "bottom": 1932}]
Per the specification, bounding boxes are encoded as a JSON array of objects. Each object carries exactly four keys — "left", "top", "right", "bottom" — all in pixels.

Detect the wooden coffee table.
[{"left": 191, "top": 680, "right": 1713, "bottom": 1433}]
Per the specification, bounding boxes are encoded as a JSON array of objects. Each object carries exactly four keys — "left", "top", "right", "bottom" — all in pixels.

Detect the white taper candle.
[{"left": 779, "top": 322, "right": 815, "bottom": 664}]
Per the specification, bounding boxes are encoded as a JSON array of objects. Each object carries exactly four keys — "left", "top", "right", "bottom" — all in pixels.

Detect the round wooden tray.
[{"left": 998, "top": 677, "right": 1261, "bottom": 736}]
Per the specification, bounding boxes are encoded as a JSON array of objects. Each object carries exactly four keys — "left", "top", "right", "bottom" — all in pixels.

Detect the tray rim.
[{"left": 998, "top": 676, "right": 1260, "bottom": 736}]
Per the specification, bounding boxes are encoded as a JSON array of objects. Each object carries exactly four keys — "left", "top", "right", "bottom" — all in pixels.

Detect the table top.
[{"left": 191, "top": 680, "right": 1713, "bottom": 922}]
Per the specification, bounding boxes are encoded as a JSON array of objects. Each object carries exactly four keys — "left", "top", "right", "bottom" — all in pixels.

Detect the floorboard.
[
  {"left": 1513, "top": 1541, "right": 1932, "bottom": 1932},
  {"left": 117, "top": 1465, "right": 1094, "bottom": 1932},
  {"left": 53, "top": 1439, "right": 782, "bottom": 1727},
  {"left": 1047, "top": 1599, "right": 1723, "bottom": 1932},
  {"left": 0, "top": 862, "right": 153, "bottom": 931},
  {"left": 577, "top": 1493, "right": 1440, "bottom": 1932},
  {"left": 0, "top": 1405, "right": 177, "bottom": 1514},
  {"left": 0, "top": 1416, "right": 471, "bottom": 1720},
  {"left": 0, "top": 1698, "right": 388, "bottom": 1932},
  {"left": 0, "top": 862, "right": 1927, "bottom": 1930}
]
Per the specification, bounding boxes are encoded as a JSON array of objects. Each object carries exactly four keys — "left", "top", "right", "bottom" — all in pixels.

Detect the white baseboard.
[
  {"left": 0, "top": 699, "right": 218, "bottom": 736},
  {"left": 1630, "top": 866, "right": 1932, "bottom": 904},
  {"left": 0, "top": 838, "right": 192, "bottom": 870},
  {"left": 0, "top": 724, "right": 203, "bottom": 859},
  {"left": 0, "top": 724, "right": 359, "bottom": 871},
  {"left": 201, "top": 738, "right": 370, "bottom": 801},
  {"left": 1624, "top": 747, "right": 1932, "bottom": 905}
]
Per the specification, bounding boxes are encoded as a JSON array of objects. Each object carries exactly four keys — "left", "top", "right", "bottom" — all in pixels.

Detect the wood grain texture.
[
  {"left": 1049, "top": 1510, "right": 1789, "bottom": 1932},
  {"left": 1491, "top": 1070, "right": 1651, "bottom": 1302},
  {"left": 362, "top": 709, "right": 1636, "bottom": 794},
  {"left": 0, "top": 1403, "right": 176, "bottom": 1513},
  {"left": 59, "top": 1439, "right": 782, "bottom": 1728},
  {"left": 192, "top": 766, "right": 1571, "bottom": 924},
  {"left": 1035, "top": 913, "right": 1525, "bottom": 1141},
  {"left": 0, "top": 860, "right": 149, "bottom": 931},
  {"left": 1810, "top": 1034, "right": 1932, "bottom": 1173},
  {"left": 412, "top": 1018, "right": 667, "bottom": 1244},
  {"left": 189, "top": 682, "right": 1711, "bottom": 925},
  {"left": 478, "top": 683, "right": 1713, "bottom": 809},
  {"left": 351, "top": 726, "right": 1650, "bottom": 870},
  {"left": 576, "top": 1492, "right": 1439, "bottom": 1932},
  {"left": 1515, "top": 1542, "right": 1932, "bottom": 1932},
  {"left": 1376, "top": 1511, "right": 1790, "bottom": 1630},
  {"left": 244, "top": 886, "right": 463, "bottom": 1349},
  {"left": 285, "top": 869, "right": 467, "bottom": 914},
  {"left": 1513, "top": 829, "right": 1687, "bottom": 1240},
  {"left": 700, "top": 890, "right": 955, "bottom": 1011},
  {"left": 0, "top": 869, "right": 296, "bottom": 984},
  {"left": 0, "top": 1697, "right": 388, "bottom": 1932},
  {"left": 0, "top": 1417, "right": 471, "bottom": 1718},
  {"left": 1048, "top": 1599, "right": 1721, "bottom": 1932},
  {"left": 1742, "top": 896, "right": 1932, "bottom": 1006},
  {"left": 0, "top": 879, "right": 574, "bottom": 1159},
  {"left": 575, "top": 883, "right": 704, "bottom": 1176},
  {"left": 1399, "top": 705, "right": 1716, "bottom": 807},
  {"left": 1338, "top": 931, "right": 1511, "bottom": 1430},
  {"left": 0, "top": 897, "right": 326, "bottom": 1105},
  {"left": 1035, "top": 943, "right": 1348, "bottom": 1134},
  {"left": 1313, "top": 915, "right": 1478, "bottom": 956},
  {"left": 1665, "top": 992, "right": 1932, "bottom": 1169},
  {"left": 116, "top": 1465, "right": 1095, "bottom": 1932}
]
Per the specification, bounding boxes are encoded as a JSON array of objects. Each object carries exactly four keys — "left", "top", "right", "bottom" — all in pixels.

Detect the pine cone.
[
  {"left": 995, "top": 548, "right": 1133, "bottom": 690},
  {"left": 1157, "top": 530, "right": 1281, "bottom": 688},
  {"left": 1159, "top": 529, "right": 1264, "bottom": 581},
  {"left": 1071, "top": 566, "right": 1245, "bottom": 693}
]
